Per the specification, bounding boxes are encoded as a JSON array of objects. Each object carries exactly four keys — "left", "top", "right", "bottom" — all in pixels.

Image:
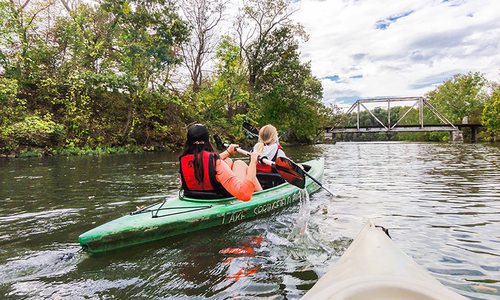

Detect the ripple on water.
[
  {"left": 0, "top": 208, "right": 83, "bottom": 245},
  {"left": 0, "top": 245, "right": 81, "bottom": 287}
]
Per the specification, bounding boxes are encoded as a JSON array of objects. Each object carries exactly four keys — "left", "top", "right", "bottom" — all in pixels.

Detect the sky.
[{"left": 290, "top": 0, "right": 500, "bottom": 107}]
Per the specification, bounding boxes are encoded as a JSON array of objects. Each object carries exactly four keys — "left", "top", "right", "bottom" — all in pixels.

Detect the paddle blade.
[
  {"left": 243, "top": 122, "right": 259, "bottom": 139},
  {"left": 275, "top": 157, "right": 306, "bottom": 189}
]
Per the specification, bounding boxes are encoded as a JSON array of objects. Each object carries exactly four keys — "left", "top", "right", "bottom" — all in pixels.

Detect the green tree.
[
  {"left": 197, "top": 37, "right": 253, "bottom": 139},
  {"left": 0, "top": 0, "right": 331, "bottom": 153},
  {"left": 99, "top": 0, "right": 189, "bottom": 143},
  {"left": 237, "top": 0, "right": 301, "bottom": 91},
  {"left": 255, "top": 27, "right": 323, "bottom": 142},
  {"left": 482, "top": 87, "right": 500, "bottom": 140},
  {"left": 50, "top": 1, "right": 189, "bottom": 146},
  {"left": 426, "top": 72, "right": 488, "bottom": 123},
  {"left": 233, "top": 0, "right": 328, "bottom": 142}
]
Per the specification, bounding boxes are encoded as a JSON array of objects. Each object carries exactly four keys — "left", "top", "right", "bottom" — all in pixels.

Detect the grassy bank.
[{"left": 0, "top": 145, "right": 175, "bottom": 158}]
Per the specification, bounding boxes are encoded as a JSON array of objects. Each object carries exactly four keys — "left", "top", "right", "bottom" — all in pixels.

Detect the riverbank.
[
  {"left": 331, "top": 128, "right": 498, "bottom": 143},
  {"left": 0, "top": 145, "right": 174, "bottom": 158}
]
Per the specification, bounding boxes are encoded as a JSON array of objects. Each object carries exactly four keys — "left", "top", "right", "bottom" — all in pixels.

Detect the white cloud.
[{"left": 292, "top": 0, "right": 500, "bottom": 106}]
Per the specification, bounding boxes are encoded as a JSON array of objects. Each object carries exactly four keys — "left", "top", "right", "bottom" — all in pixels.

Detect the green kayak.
[{"left": 79, "top": 158, "right": 324, "bottom": 254}]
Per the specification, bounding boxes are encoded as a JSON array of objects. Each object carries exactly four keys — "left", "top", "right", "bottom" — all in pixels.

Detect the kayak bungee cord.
[
  {"left": 130, "top": 201, "right": 213, "bottom": 218},
  {"left": 152, "top": 205, "right": 212, "bottom": 218}
]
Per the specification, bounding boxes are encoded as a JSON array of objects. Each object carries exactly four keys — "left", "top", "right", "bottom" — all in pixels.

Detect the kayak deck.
[
  {"left": 302, "top": 222, "right": 467, "bottom": 300},
  {"left": 79, "top": 158, "right": 324, "bottom": 254}
]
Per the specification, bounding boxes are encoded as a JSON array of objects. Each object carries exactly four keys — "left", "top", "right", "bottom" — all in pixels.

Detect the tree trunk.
[
  {"left": 249, "top": 73, "right": 256, "bottom": 91},
  {"left": 121, "top": 94, "right": 136, "bottom": 144}
]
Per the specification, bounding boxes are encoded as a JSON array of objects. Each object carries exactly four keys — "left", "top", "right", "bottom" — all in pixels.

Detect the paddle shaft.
[{"left": 224, "top": 143, "right": 274, "bottom": 166}]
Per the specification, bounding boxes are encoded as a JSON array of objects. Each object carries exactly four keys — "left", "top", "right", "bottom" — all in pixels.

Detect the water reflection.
[{"left": 0, "top": 143, "right": 499, "bottom": 299}]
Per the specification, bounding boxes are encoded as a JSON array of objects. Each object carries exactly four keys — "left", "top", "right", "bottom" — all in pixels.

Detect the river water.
[{"left": 0, "top": 142, "right": 499, "bottom": 299}]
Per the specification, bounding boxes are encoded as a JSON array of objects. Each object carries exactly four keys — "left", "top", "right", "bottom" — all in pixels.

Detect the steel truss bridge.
[{"left": 324, "top": 97, "right": 482, "bottom": 142}]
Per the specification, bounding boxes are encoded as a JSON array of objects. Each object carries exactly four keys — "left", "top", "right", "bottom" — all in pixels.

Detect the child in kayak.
[
  {"left": 179, "top": 124, "right": 262, "bottom": 201},
  {"left": 253, "top": 124, "right": 287, "bottom": 173}
]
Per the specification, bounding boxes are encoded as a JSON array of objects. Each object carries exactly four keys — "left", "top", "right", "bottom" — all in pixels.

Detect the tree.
[
  {"left": 180, "top": 0, "right": 226, "bottom": 92},
  {"left": 482, "top": 87, "right": 500, "bottom": 140},
  {"left": 54, "top": 0, "right": 189, "bottom": 144},
  {"left": 255, "top": 27, "right": 323, "bottom": 142},
  {"left": 426, "top": 72, "right": 488, "bottom": 123},
  {"left": 236, "top": 0, "right": 301, "bottom": 91},
  {"left": 197, "top": 37, "right": 253, "bottom": 139},
  {"left": 0, "top": 0, "right": 332, "bottom": 153},
  {"left": 105, "top": 0, "right": 189, "bottom": 142}
]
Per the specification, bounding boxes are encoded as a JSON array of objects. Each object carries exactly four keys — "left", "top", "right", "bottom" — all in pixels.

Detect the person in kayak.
[
  {"left": 253, "top": 124, "right": 287, "bottom": 173},
  {"left": 179, "top": 124, "right": 262, "bottom": 201}
]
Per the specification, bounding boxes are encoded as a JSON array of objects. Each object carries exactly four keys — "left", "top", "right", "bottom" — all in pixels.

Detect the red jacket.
[{"left": 179, "top": 151, "right": 227, "bottom": 196}]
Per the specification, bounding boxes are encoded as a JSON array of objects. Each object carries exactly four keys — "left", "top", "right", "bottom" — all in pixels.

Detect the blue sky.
[{"left": 292, "top": 0, "right": 500, "bottom": 107}]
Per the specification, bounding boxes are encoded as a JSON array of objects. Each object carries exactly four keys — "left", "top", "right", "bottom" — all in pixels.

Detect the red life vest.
[
  {"left": 256, "top": 144, "right": 283, "bottom": 173},
  {"left": 179, "top": 151, "right": 228, "bottom": 197}
]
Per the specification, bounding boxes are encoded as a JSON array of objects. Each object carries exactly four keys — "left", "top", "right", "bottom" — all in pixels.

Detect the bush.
[
  {"left": 0, "top": 114, "right": 65, "bottom": 151},
  {"left": 52, "top": 145, "right": 143, "bottom": 156},
  {"left": 18, "top": 149, "right": 44, "bottom": 157}
]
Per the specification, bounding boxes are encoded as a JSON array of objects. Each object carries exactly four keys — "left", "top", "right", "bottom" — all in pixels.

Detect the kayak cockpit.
[
  {"left": 257, "top": 172, "right": 285, "bottom": 189},
  {"left": 258, "top": 163, "right": 311, "bottom": 189}
]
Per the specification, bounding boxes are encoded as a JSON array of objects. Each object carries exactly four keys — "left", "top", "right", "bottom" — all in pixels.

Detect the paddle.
[{"left": 239, "top": 124, "right": 337, "bottom": 197}]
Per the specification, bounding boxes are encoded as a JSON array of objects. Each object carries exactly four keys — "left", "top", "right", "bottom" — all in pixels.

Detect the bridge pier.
[
  {"left": 324, "top": 131, "right": 334, "bottom": 143},
  {"left": 455, "top": 125, "right": 480, "bottom": 143},
  {"left": 449, "top": 130, "right": 463, "bottom": 143},
  {"left": 471, "top": 127, "right": 478, "bottom": 143}
]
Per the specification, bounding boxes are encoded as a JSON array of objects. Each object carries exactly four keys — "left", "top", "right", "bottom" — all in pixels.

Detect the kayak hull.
[
  {"left": 302, "top": 222, "right": 467, "bottom": 300},
  {"left": 79, "top": 158, "right": 324, "bottom": 254}
]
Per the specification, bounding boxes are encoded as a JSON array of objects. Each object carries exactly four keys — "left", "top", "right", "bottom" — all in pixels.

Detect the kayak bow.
[
  {"left": 302, "top": 222, "right": 467, "bottom": 300},
  {"left": 79, "top": 158, "right": 324, "bottom": 254}
]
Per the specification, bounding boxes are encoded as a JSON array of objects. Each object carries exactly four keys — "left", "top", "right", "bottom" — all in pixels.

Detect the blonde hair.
[{"left": 255, "top": 124, "right": 278, "bottom": 153}]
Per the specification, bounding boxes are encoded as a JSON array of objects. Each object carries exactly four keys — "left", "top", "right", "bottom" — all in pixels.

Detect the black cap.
[{"left": 187, "top": 123, "right": 209, "bottom": 143}]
